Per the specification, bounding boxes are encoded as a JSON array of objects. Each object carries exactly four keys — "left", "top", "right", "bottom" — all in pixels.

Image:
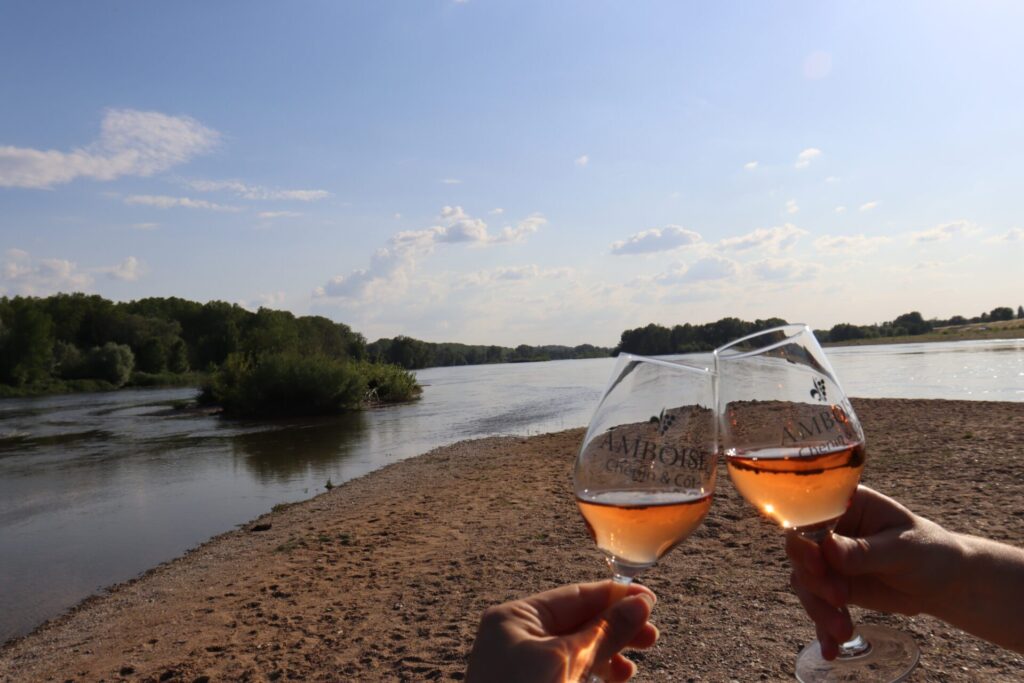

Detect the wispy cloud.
[
  {"left": 258, "top": 211, "right": 302, "bottom": 219},
  {"left": 575, "top": 154, "right": 589, "bottom": 167},
  {"left": 462, "top": 265, "right": 574, "bottom": 286},
  {"left": 911, "top": 220, "right": 980, "bottom": 243},
  {"left": 124, "top": 194, "right": 242, "bottom": 211},
  {"left": 314, "top": 207, "right": 546, "bottom": 301},
  {"left": 795, "top": 147, "right": 821, "bottom": 169},
  {"left": 489, "top": 207, "right": 505, "bottom": 215},
  {"left": 611, "top": 225, "right": 702, "bottom": 255},
  {"left": 655, "top": 254, "right": 739, "bottom": 284},
  {"left": 983, "top": 227, "right": 1023, "bottom": 244},
  {"left": 186, "top": 179, "right": 330, "bottom": 201},
  {"left": 100, "top": 256, "right": 143, "bottom": 281},
  {"left": 814, "top": 234, "right": 892, "bottom": 255},
  {"left": 718, "top": 223, "right": 808, "bottom": 253},
  {"left": 1, "top": 249, "right": 143, "bottom": 293},
  {"left": 835, "top": 206, "right": 847, "bottom": 214},
  {"left": 0, "top": 109, "right": 219, "bottom": 189},
  {"left": 785, "top": 199, "right": 799, "bottom": 214},
  {"left": 750, "top": 258, "right": 823, "bottom": 282},
  {"left": 440, "top": 178, "right": 462, "bottom": 185},
  {"left": 132, "top": 222, "right": 159, "bottom": 230},
  {"left": 744, "top": 161, "right": 758, "bottom": 170},
  {"left": 859, "top": 201, "right": 878, "bottom": 212}
]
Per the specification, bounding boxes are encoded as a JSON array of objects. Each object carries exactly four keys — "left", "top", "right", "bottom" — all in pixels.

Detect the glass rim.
[
  {"left": 616, "top": 352, "right": 714, "bottom": 376},
  {"left": 712, "top": 323, "right": 812, "bottom": 362}
]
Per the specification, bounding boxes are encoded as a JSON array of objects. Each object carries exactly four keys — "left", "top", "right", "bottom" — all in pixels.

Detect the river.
[{"left": 1, "top": 338, "right": 1021, "bottom": 642}]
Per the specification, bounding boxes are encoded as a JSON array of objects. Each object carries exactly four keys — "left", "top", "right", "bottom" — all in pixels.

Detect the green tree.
[
  {"left": 893, "top": 311, "right": 932, "bottom": 335},
  {"left": 989, "top": 306, "right": 1015, "bottom": 322},
  {"left": 0, "top": 300, "right": 55, "bottom": 385}
]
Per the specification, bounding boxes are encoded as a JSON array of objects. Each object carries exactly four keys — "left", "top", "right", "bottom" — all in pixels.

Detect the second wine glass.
[{"left": 714, "top": 324, "right": 919, "bottom": 682}]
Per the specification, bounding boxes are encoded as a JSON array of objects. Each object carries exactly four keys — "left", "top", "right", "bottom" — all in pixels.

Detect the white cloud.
[
  {"left": 803, "top": 51, "right": 832, "bottom": 80},
  {"left": 859, "top": 201, "right": 878, "bottom": 212},
  {"left": 785, "top": 199, "right": 799, "bottom": 214},
  {"left": 440, "top": 178, "right": 462, "bottom": 185},
  {"left": 795, "top": 148, "right": 822, "bottom": 169},
  {"left": 258, "top": 291, "right": 287, "bottom": 307},
  {"left": 102, "top": 256, "right": 143, "bottom": 281},
  {"left": 2, "top": 249, "right": 141, "bottom": 294},
  {"left": 718, "top": 223, "right": 808, "bottom": 253},
  {"left": 0, "top": 109, "right": 219, "bottom": 189},
  {"left": 315, "top": 207, "right": 545, "bottom": 302},
  {"left": 462, "top": 265, "right": 574, "bottom": 286},
  {"left": 835, "top": 206, "right": 847, "bottom": 214},
  {"left": 814, "top": 234, "right": 892, "bottom": 255},
  {"left": 489, "top": 207, "right": 505, "bottom": 215},
  {"left": 656, "top": 254, "right": 739, "bottom": 284},
  {"left": 911, "top": 220, "right": 980, "bottom": 243},
  {"left": 575, "top": 154, "right": 589, "bottom": 167},
  {"left": 825, "top": 176, "right": 840, "bottom": 184},
  {"left": 610, "top": 225, "right": 702, "bottom": 255},
  {"left": 132, "top": 222, "right": 159, "bottom": 230},
  {"left": 750, "top": 258, "right": 823, "bottom": 282},
  {"left": 258, "top": 211, "right": 302, "bottom": 219},
  {"left": 186, "top": 179, "right": 330, "bottom": 201},
  {"left": 744, "top": 161, "right": 758, "bottom": 170},
  {"left": 124, "top": 194, "right": 242, "bottom": 211},
  {"left": 983, "top": 227, "right": 1023, "bottom": 244}
]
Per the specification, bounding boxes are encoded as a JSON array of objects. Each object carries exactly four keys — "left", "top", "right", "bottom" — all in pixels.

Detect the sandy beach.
[{"left": 1, "top": 398, "right": 1022, "bottom": 682}]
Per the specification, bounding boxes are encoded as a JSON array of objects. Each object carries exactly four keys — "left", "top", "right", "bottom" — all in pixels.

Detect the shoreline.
[{"left": 2, "top": 398, "right": 1023, "bottom": 682}]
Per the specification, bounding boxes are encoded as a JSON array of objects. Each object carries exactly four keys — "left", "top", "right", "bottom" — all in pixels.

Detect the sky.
[{"left": 2, "top": 1, "right": 1023, "bottom": 346}]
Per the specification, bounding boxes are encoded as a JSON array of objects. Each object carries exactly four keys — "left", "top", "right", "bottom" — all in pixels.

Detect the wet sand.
[{"left": 2, "top": 398, "right": 1022, "bottom": 682}]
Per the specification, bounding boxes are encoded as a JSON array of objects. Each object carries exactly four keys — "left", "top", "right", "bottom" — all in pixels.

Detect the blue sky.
[{"left": 2, "top": 1, "right": 1022, "bottom": 345}]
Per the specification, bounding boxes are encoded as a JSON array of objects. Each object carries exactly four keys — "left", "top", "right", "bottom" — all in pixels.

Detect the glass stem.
[{"left": 799, "top": 528, "right": 872, "bottom": 658}]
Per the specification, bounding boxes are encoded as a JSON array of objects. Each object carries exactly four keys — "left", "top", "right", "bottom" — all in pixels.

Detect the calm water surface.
[{"left": 1, "top": 339, "right": 1021, "bottom": 641}]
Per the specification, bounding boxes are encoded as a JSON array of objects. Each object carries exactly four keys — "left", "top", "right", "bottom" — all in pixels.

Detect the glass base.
[{"left": 795, "top": 624, "right": 919, "bottom": 682}]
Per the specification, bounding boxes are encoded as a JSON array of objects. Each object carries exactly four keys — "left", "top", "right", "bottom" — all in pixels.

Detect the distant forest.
[
  {"left": 0, "top": 293, "right": 609, "bottom": 395},
  {"left": 0, "top": 293, "right": 1020, "bottom": 396},
  {"left": 613, "top": 306, "right": 1024, "bottom": 356}
]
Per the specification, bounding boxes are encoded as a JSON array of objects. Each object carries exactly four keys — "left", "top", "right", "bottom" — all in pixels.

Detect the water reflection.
[{"left": 231, "top": 413, "right": 367, "bottom": 482}]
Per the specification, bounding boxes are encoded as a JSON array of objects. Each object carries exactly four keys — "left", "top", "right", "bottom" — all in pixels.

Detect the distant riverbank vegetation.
[
  {"left": 614, "top": 306, "right": 1024, "bottom": 355},
  {"left": 0, "top": 293, "right": 607, "bottom": 406},
  {"left": 0, "top": 294, "right": 418, "bottom": 414},
  {"left": 2, "top": 294, "right": 1020, "bottom": 403}
]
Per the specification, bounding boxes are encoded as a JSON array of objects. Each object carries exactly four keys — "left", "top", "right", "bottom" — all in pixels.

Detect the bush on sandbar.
[{"left": 201, "top": 352, "right": 419, "bottom": 417}]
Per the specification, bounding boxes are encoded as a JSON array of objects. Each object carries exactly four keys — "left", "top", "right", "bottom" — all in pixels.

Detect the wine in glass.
[
  {"left": 714, "top": 324, "right": 919, "bottom": 682},
  {"left": 574, "top": 352, "right": 717, "bottom": 591}
]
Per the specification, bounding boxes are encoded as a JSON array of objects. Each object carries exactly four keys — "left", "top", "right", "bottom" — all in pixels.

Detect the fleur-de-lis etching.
[
  {"left": 649, "top": 407, "right": 676, "bottom": 435},
  {"left": 810, "top": 378, "right": 828, "bottom": 402}
]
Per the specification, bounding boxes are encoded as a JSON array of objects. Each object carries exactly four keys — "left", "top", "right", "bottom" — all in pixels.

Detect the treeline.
[
  {"left": 616, "top": 305, "right": 1024, "bottom": 355},
  {"left": 0, "top": 294, "right": 422, "bottom": 414},
  {"left": 817, "top": 306, "right": 1023, "bottom": 343},
  {"left": 0, "top": 293, "right": 368, "bottom": 390},
  {"left": 366, "top": 336, "right": 612, "bottom": 370}
]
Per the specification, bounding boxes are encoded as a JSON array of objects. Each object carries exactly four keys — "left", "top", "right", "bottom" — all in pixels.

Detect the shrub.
[
  {"left": 359, "top": 361, "right": 421, "bottom": 404},
  {"left": 203, "top": 352, "right": 366, "bottom": 417}
]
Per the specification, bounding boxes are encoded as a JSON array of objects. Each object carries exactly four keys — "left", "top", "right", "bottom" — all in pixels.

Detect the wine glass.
[
  {"left": 714, "top": 324, "right": 919, "bottom": 682},
  {"left": 574, "top": 353, "right": 717, "bottom": 679}
]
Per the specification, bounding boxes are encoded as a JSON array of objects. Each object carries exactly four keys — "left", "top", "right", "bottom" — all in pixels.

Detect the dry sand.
[{"left": 1, "top": 398, "right": 1022, "bottom": 682}]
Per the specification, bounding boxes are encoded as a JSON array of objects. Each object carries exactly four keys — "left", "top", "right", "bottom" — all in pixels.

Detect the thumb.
[
  {"left": 571, "top": 593, "right": 654, "bottom": 672},
  {"left": 824, "top": 530, "right": 899, "bottom": 577}
]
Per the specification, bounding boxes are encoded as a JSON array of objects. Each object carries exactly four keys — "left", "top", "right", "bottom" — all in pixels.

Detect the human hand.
[
  {"left": 465, "top": 581, "right": 659, "bottom": 683},
  {"left": 786, "top": 485, "right": 964, "bottom": 659}
]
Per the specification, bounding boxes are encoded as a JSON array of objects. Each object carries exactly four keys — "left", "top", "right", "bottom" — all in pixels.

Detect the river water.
[{"left": 1, "top": 339, "right": 1021, "bottom": 642}]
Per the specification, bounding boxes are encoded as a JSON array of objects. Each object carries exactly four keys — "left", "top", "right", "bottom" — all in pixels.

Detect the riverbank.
[
  {"left": 2, "top": 398, "right": 1022, "bottom": 682},
  {"left": 823, "top": 319, "right": 1024, "bottom": 347}
]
